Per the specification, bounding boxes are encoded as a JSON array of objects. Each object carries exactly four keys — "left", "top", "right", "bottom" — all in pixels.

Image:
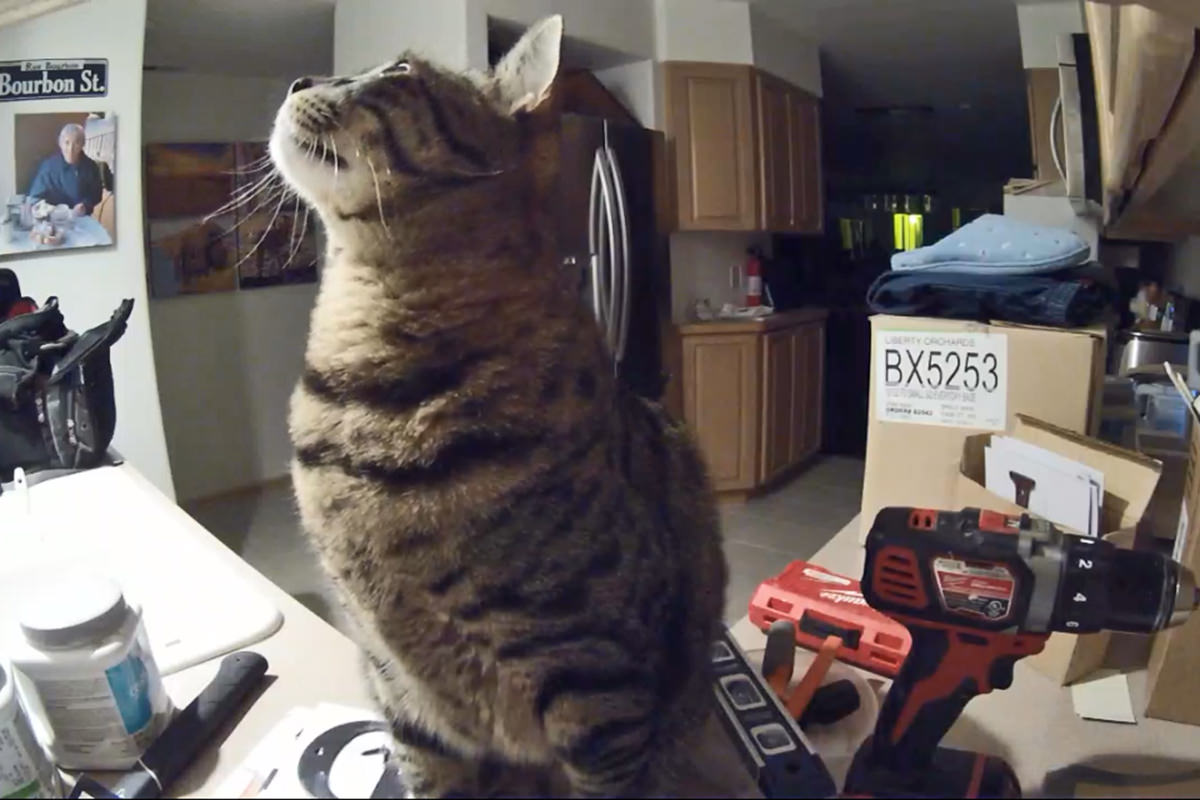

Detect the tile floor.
[{"left": 184, "top": 456, "right": 865, "bottom": 635}]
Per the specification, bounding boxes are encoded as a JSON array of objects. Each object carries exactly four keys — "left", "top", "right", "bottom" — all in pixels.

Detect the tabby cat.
[{"left": 271, "top": 16, "right": 728, "bottom": 798}]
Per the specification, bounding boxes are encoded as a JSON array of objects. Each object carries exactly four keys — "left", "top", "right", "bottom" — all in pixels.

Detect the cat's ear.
[{"left": 493, "top": 15, "right": 562, "bottom": 114}]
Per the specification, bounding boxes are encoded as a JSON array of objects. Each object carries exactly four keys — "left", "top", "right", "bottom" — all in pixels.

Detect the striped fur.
[{"left": 272, "top": 16, "right": 727, "bottom": 798}]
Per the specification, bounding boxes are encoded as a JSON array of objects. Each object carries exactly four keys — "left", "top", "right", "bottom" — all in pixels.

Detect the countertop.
[
  {"left": 676, "top": 307, "right": 829, "bottom": 335},
  {"left": 39, "top": 465, "right": 758, "bottom": 798},
  {"left": 730, "top": 514, "right": 1200, "bottom": 796}
]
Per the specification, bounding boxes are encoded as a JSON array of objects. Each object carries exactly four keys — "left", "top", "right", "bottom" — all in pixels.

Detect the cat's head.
[{"left": 269, "top": 15, "right": 562, "bottom": 222}]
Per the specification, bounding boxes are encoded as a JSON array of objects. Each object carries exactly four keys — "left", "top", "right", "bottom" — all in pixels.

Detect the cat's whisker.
[
  {"left": 223, "top": 155, "right": 275, "bottom": 176},
  {"left": 204, "top": 173, "right": 281, "bottom": 222},
  {"left": 365, "top": 155, "right": 393, "bottom": 241},
  {"left": 233, "top": 188, "right": 291, "bottom": 271},
  {"left": 329, "top": 135, "right": 340, "bottom": 185},
  {"left": 210, "top": 186, "right": 289, "bottom": 241},
  {"left": 286, "top": 194, "right": 302, "bottom": 266},
  {"left": 228, "top": 171, "right": 279, "bottom": 205},
  {"left": 293, "top": 204, "right": 311, "bottom": 268}
]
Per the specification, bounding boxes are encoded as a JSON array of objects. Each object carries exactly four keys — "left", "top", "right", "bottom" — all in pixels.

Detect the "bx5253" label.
[{"left": 874, "top": 330, "right": 1008, "bottom": 430}]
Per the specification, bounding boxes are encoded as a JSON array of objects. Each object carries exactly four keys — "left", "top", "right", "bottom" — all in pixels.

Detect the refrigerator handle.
[
  {"left": 606, "top": 145, "right": 632, "bottom": 366},
  {"left": 588, "top": 148, "right": 606, "bottom": 329},
  {"left": 596, "top": 148, "right": 620, "bottom": 356}
]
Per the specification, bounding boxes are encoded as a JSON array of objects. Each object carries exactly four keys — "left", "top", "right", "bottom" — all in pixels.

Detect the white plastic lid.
[
  {"left": 0, "top": 661, "right": 11, "bottom": 714},
  {"left": 18, "top": 573, "right": 129, "bottom": 650}
]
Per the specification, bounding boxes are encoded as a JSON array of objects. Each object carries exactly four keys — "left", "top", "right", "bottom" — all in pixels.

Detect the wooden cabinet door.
[
  {"left": 788, "top": 91, "right": 824, "bottom": 234},
  {"left": 682, "top": 334, "right": 761, "bottom": 491},
  {"left": 793, "top": 323, "right": 826, "bottom": 460},
  {"left": 756, "top": 72, "right": 792, "bottom": 232},
  {"left": 788, "top": 327, "right": 807, "bottom": 464},
  {"left": 665, "top": 63, "right": 758, "bottom": 231},
  {"left": 761, "top": 330, "right": 794, "bottom": 483}
]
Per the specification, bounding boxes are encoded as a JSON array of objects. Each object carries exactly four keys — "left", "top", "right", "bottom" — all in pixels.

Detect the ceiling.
[
  {"left": 750, "top": 0, "right": 1031, "bottom": 192},
  {"left": 752, "top": 0, "right": 1025, "bottom": 110},
  {"left": 144, "top": 0, "right": 334, "bottom": 78},
  {"left": 143, "top": 0, "right": 1032, "bottom": 190},
  {"left": 0, "top": 0, "right": 85, "bottom": 29}
]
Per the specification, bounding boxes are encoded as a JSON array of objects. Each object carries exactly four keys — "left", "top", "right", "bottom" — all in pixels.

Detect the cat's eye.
[{"left": 388, "top": 61, "right": 412, "bottom": 76}]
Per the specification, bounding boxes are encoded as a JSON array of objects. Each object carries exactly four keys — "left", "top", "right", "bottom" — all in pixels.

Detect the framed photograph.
[{"left": 3, "top": 111, "right": 116, "bottom": 258}]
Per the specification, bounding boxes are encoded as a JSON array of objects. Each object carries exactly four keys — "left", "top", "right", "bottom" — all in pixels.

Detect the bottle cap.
[{"left": 19, "top": 572, "right": 129, "bottom": 650}]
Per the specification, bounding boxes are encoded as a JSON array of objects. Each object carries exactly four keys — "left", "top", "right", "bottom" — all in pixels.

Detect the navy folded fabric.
[{"left": 866, "top": 267, "right": 1109, "bottom": 328}]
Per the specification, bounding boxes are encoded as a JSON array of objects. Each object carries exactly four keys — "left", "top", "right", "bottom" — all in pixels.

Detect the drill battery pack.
[{"left": 748, "top": 561, "right": 912, "bottom": 678}]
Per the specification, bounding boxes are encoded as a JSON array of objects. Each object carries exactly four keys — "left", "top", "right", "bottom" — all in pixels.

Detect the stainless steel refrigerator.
[{"left": 556, "top": 114, "right": 667, "bottom": 402}]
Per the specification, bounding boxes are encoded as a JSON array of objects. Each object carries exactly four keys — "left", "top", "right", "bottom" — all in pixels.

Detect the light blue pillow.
[{"left": 891, "top": 214, "right": 1091, "bottom": 274}]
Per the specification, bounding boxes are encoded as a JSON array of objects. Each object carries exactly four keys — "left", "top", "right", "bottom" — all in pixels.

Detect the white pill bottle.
[
  {"left": 0, "top": 658, "right": 61, "bottom": 799},
  {"left": 9, "top": 573, "right": 174, "bottom": 771}
]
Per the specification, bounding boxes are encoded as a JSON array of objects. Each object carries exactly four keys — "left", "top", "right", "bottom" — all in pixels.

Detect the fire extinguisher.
[{"left": 745, "top": 248, "right": 763, "bottom": 307}]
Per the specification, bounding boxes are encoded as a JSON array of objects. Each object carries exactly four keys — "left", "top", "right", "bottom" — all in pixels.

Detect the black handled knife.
[{"left": 70, "top": 651, "right": 269, "bottom": 799}]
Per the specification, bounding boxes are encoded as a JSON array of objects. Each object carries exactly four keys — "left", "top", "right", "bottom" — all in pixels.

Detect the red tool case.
[{"left": 748, "top": 560, "right": 912, "bottom": 678}]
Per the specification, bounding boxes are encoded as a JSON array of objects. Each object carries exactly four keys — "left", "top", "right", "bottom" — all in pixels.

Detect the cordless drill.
[{"left": 845, "top": 507, "right": 1200, "bottom": 799}]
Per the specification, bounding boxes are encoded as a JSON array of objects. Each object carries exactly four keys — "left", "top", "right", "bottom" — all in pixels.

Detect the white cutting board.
[{"left": 0, "top": 466, "right": 282, "bottom": 675}]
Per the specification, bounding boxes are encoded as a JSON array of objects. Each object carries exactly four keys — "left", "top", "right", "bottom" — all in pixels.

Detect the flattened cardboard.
[
  {"left": 861, "top": 316, "right": 1106, "bottom": 541},
  {"left": 1145, "top": 422, "right": 1200, "bottom": 724}
]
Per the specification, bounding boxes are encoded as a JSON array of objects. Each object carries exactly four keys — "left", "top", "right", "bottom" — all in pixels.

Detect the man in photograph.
[{"left": 27, "top": 123, "right": 104, "bottom": 216}]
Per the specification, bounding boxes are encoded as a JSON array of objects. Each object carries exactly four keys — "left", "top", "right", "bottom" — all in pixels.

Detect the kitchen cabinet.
[
  {"left": 757, "top": 72, "right": 792, "bottom": 232},
  {"left": 681, "top": 333, "right": 760, "bottom": 491},
  {"left": 761, "top": 323, "right": 826, "bottom": 485},
  {"left": 679, "top": 310, "right": 828, "bottom": 498},
  {"left": 794, "top": 322, "right": 824, "bottom": 461},
  {"left": 664, "top": 62, "right": 823, "bottom": 234},
  {"left": 665, "top": 62, "right": 759, "bottom": 231},
  {"left": 761, "top": 329, "right": 794, "bottom": 483},
  {"left": 789, "top": 91, "right": 824, "bottom": 234}
]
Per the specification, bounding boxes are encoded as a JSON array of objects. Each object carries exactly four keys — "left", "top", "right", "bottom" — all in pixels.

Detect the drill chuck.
[{"left": 1021, "top": 517, "right": 1198, "bottom": 635}]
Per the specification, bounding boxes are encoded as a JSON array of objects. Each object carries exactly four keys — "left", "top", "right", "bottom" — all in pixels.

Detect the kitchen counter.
[
  {"left": 6, "top": 464, "right": 760, "bottom": 798},
  {"left": 676, "top": 307, "right": 829, "bottom": 335}
]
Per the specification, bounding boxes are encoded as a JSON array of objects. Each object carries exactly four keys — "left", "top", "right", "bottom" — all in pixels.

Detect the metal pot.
[{"left": 1112, "top": 329, "right": 1191, "bottom": 376}]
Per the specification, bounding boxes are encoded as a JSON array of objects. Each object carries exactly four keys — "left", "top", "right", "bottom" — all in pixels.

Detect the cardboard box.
[
  {"left": 861, "top": 315, "right": 1107, "bottom": 542},
  {"left": 956, "top": 415, "right": 1161, "bottom": 685},
  {"left": 1145, "top": 421, "right": 1200, "bottom": 724}
]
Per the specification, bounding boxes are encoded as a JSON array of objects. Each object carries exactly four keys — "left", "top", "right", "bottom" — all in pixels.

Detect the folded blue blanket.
[{"left": 891, "top": 214, "right": 1091, "bottom": 275}]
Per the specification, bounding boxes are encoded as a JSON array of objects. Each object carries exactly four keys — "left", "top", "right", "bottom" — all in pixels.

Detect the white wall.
[
  {"left": 334, "top": 0, "right": 477, "bottom": 74},
  {"left": 669, "top": 232, "right": 771, "bottom": 322},
  {"left": 142, "top": 73, "right": 289, "bottom": 142},
  {"left": 594, "top": 60, "right": 659, "bottom": 129},
  {"left": 0, "top": 0, "right": 174, "bottom": 496},
  {"left": 749, "top": 5, "right": 822, "bottom": 96},
  {"left": 1166, "top": 237, "right": 1200, "bottom": 298},
  {"left": 480, "top": 0, "right": 656, "bottom": 61},
  {"left": 1016, "top": 0, "right": 1085, "bottom": 68},
  {"left": 142, "top": 72, "right": 320, "bottom": 502},
  {"left": 1003, "top": 190, "right": 1099, "bottom": 259},
  {"left": 654, "top": 0, "right": 754, "bottom": 64},
  {"left": 149, "top": 286, "right": 316, "bottom": 501}
]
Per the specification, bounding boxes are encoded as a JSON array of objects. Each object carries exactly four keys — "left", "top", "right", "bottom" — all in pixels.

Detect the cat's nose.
[{"left": 290, "top": 77, "right": 316, "bottom": 94}]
